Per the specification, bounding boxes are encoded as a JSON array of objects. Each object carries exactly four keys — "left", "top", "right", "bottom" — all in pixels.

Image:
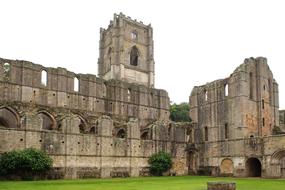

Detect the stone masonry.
[
  {"left": 189, "top": 57, "right": 285, "bottom": 178},
  {"left": 2, "top": 13, "right": 285, "bottom": 180},
  {"left": 0, "top": 13, "right": 189, "bottom": 179}
]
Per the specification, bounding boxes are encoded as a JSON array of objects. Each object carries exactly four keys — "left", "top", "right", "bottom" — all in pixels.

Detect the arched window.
[
  {"left": 0, "top": 107, "right": 19, "bottom": 128},
  {"left": 130, "top": 46, "right": 139, "bottom": 66},
  {"left": 3, "top": 63, "right": 10, "bottom": 73},
  {"left": 38, "top": 112, "right": 55, "bottom": 130},
  {"left": 205, "top": 126, "right": 208, "bottom": 141},
  {"left": 116, "top": 129, "right": 126, "bottom": 138},
  {"left": 224, "top": 84, "right": 228, "bottom": 97},
  {"left": 131, "top": 31, "right": 137, "bottom": 40},
  {"left": 74, "top": 77, "right": 79, "bottom": 92},
  {"left": 127, "top": 88, "right": 131, "bottom": 102},
  {"left": 225, "top": 123, "right": 229, "bottom": 139},
  {"left": 41, "top": 70, "right": 47, "bottom": 86},
  {"left": 204, "top": 90, "right": 208, "bottom": 101},
  {"left": 141, "top": 131, "right": 149, "bottom": 140},
  {"left": 79, "top": 119, "right": 86, "bottom": 133}
]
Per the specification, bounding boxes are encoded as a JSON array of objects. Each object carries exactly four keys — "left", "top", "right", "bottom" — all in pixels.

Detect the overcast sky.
[{"left": 1, "top": 0, "right": 285, "bottom": 108}]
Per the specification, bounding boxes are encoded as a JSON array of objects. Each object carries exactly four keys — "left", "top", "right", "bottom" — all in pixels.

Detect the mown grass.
[{"left": 0, "top": 176, "right": 284, "bottom": 190}]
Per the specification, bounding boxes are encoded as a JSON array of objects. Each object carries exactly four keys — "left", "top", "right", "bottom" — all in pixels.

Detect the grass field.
[{"left": 0, "top": 176, "right": 285, "bottom": 190}]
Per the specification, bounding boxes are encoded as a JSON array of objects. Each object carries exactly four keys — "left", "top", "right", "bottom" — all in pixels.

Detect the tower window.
[
  {"left": 249, "top": 72, "right": 253, "bottom": 99},
  {"left": 131, "top": 32, "right": 137, "bottom": 40},
  {"left": 268, "top": 79, "right": 272, "bottom": 105},
  {"left": 205, "top": 126, "right": 208, "bottom": 141},
  {"left": 225, "top": 123, "right": 229, "bottom": 139},
  {"left": 130, "top": 46, "right": 139, "bottom": 66},
  {"left": 41, "top": 70, "right": 47, "bottom": 86},
  {"left": 262, "top": 99, "right": 265, "bottom": 109},
  {"left": 262, "top": 118, "right": 265, "bottom": 127},
  {"left": 107, "top": 47, "right": 112, "bottom": 68},
  {"left": 127, "top": 88, "right": 131, "bottom": 102}
]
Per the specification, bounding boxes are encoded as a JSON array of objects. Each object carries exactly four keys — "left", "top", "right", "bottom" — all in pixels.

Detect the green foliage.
[
  {"left": 0, "top": 148, "right": 53, "bottom": 177},
  {"left": 170, "top": 102, "right": 191, "bottom": 122},
  {"left": 148, "top": 151, "right": 172, "bottom": 176}
]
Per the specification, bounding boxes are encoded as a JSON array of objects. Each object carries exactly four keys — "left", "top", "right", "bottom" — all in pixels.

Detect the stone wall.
[
  {"left": 0, "top": 58, "right": 189, "bottom": 178},
  {"left": 189, "top": 57, "right": 285, "bottom": 178}
]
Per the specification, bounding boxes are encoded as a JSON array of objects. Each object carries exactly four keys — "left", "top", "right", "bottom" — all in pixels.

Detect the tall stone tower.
[{"left": 98, "top": 13, "right": 155, "bottom": 88}]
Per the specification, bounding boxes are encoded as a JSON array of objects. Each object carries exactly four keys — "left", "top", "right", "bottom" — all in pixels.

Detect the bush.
[
  {"left": 148, "top": 151, "right": 172, "bottom": 176},
  {"left": 0, "top": 148, "right": 53, "bottom": 178}
]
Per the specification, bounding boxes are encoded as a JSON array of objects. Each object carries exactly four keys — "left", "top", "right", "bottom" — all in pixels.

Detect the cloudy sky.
[{"left": 1, "top": 0, "right": 285, "bottom": 108}]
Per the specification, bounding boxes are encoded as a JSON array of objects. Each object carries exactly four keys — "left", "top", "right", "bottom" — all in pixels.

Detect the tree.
[
  {"left": 148, "top": 151, "right": 172, "bottom": 176},
  {"left": 170, "top": 102, "right": 191, "bottom": 122}
]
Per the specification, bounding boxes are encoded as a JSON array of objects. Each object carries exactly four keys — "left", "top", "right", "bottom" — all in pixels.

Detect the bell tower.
[{"left": 98, "top": 13, "right": 155, "bottom": 88}]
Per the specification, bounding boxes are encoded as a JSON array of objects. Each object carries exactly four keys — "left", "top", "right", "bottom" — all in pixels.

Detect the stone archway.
[
  {"left": 270, "top": 149, "right": 285, "bottom": 178},
  {"left": 246, "top": 157, "right": 261, "bottom": 177},
  {"left": 220, "top": 158, "right": 234, "bottom": 176}
]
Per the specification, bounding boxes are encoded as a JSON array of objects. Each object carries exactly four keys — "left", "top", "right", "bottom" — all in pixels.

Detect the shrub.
[
  {"left": 148, "top": 151, "right": 172, "bottom": 176},
  {"left": 0, "top": 148, "right": 53, "bottom": 178}
]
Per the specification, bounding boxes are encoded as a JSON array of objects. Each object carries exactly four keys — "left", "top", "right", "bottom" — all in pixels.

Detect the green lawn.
[{"left": 0, "top": 176, "right": 284, "bottom": 190}]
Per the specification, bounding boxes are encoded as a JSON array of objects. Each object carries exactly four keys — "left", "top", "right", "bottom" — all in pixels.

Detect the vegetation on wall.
[
  {"left": 0, "top": 148, "right": 53, "bottom": 179},
  {"left": 148, "top": 151, "right": 172, "bottom": 176},
  {"left": 170, "top": 102, "right": 191, "bottom": 122}
]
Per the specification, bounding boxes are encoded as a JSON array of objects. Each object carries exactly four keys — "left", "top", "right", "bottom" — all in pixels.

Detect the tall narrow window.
[
  {"left": 107, "top": 47, "right": 112, "bottom": 69},
  {"left": 41, "top": 70, "right": 47, "bottom": 86},
  {"left": 74, "top": 77, "right": 79, "bottom": 92},
  {"left": 130, "top": 46, "right": 139, "bottom": 66},
  {"left": 204, "top": 90, "right": 208, "bottom": 101},
  {"left": 225, "top": 123, "right": 229, "bottom": 139},
  {"left": 268, "top": 79, "right": 272, "bottom": 105},
  {"left": 262, "top": 99, "right": 265, "bottom": 109},
  {"left": 249, "top": 72, "right": 253, "bottom": 99},
  {"left": 205, "top": 126, "right": 208, "bottom": 141},
  {"left": 262, "top": 117, "right": 265, "bottom": 127},
  {"left": 224, "top": 84, "right": 228, "bottom": 97},
  {"left": 127, "top": 88, "right": 131, "bottom": 102}
]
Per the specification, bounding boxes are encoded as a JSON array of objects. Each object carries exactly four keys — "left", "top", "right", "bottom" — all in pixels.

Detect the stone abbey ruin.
[{"left": 1, "top": 13, "right": 285, "bottom": 179}]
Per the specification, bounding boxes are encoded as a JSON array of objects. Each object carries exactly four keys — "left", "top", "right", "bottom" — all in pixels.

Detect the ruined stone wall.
[
  {"left": 0, "top": 58, "right": 169, "bottom": 122},
  {"left": 189, "top": 57, "right": 281, "bottom": 178},
  {"left": 0, "top": 58, "right": 189, "bottom": 178}
]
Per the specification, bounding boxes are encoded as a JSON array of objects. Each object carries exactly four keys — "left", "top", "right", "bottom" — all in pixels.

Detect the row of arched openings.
[
  {"left": 0, "top": 107, "right": 89, "bottom": 134},
  {"left": 0, "top": 107, "right": 153, "bottom": 139},
  {"left": 220, "top": 157, "right": 262, "bottom": 177}
]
